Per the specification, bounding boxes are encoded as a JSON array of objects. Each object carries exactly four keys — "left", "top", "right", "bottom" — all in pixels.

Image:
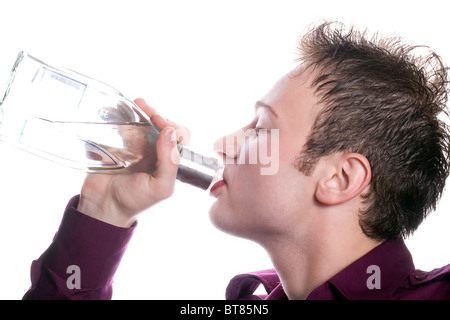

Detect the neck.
[{"left": 260, "top": 216, "right": 381, "bottom": 299}]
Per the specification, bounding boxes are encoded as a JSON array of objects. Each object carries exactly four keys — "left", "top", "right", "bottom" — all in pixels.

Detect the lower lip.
[{"left": 209, "top": 180, "right": 226, "bottom": 197}]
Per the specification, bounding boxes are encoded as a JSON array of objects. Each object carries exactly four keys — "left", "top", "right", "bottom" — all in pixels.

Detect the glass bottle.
[{"left": 0, "top": 52, "right": 223, "bottom": 190}]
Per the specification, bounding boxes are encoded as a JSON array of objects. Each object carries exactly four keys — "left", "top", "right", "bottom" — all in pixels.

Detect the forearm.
[{"left": 23, "top": 195, "right": 136, "bottom": 300}]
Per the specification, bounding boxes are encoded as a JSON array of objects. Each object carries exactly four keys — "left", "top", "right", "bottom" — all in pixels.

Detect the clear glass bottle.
[{"left": 0, "top": 52, "right": 223, "bottom": 190}]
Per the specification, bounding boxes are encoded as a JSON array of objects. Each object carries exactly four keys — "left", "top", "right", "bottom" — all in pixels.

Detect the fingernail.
[{"left": 165, "top": 128, "right": 176, "bottom": 145}]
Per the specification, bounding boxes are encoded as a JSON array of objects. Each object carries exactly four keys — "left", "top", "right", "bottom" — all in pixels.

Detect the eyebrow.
[{"left": 255, "top": 100, "right": 279, "bottom": 119}]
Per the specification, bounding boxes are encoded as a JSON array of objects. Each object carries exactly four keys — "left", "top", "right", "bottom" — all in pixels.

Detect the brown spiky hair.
[{"left": 295, "top": 21, "right": 450, "bottom": 240}]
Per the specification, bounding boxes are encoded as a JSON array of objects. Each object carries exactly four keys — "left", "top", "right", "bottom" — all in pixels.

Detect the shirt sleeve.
[{"left": 23, "top": 195, "right": 136, "bottom": 300}]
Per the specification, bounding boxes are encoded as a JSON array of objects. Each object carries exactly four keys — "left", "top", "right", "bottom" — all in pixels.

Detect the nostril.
[
  {"left": 213, "top": 137, "right": 224, "bottom": 153},
  {"left": 214, "top": 129, "right": 248, "bottom": 163}
]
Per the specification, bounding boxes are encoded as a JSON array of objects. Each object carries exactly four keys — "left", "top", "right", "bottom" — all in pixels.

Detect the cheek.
[
  {"left": 229, "top": 164, "right": 267, "bottom": 211},
  {"left": 209, "top": 136, "right": 303, "bottom": 237},
  {"left": 210, "top": 168, "right": 292, "bottom": 237},
  {"left": 208, "top": 165, "right": 273, "bottom": 237}
]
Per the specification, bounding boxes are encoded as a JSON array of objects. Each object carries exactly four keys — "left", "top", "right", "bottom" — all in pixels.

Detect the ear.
[{"left": 315, "top": 153, "right": 371, "bottom": 205}]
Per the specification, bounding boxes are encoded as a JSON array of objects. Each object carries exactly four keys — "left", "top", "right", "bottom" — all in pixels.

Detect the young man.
[{"left": 23, "top": 21, "right": 450, "bottom": 299}]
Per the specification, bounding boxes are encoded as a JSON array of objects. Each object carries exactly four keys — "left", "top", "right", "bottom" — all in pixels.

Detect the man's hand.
[{"left": 77, "top": 98, "right": 187, "bottom": 227}]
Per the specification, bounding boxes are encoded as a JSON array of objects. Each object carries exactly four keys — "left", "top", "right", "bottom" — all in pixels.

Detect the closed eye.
[{"left": 248, "top": 127, "right": 270, "bottom": 138}]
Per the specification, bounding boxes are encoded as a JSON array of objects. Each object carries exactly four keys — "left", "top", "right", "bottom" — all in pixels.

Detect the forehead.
[{"left": 260, "top": 67, "right": 320, "bottom": 128}]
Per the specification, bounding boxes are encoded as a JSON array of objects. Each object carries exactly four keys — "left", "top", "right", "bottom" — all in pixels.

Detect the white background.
[{"left": 0, "top": 0, "right": 449, "bottom": 299}]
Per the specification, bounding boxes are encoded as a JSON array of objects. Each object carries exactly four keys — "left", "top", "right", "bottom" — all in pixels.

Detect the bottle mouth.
[
  {"left": 0, "top": 52, "right": 25, "bottom": 128},
  {"left": 176, "top": 145, "right": 221, "bottom": 190}
]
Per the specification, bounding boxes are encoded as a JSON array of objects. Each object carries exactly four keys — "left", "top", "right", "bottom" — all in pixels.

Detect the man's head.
[
  {"left": 209, "top": 21, "right": 449, "bottom": 245},
  {"left": 295, "top": 21, "right": 450, "bottom": 241}
]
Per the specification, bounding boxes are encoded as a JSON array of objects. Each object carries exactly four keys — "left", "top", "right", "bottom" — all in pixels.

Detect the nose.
[{"left": 213, "top": 129, "right": 246, "bottom": 163}]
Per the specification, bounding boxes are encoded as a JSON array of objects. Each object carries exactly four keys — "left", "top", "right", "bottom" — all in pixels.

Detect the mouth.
[{"left": 209, "top": 179, "right": 226, "bottom": 197}]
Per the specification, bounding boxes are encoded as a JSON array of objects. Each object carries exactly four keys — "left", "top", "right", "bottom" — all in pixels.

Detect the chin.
[
  {"left": 208, "top": 203, "right": 261, "bottom": 242},
  {"left": 208, "top": 201, "right": 229, "bottom": 233},
  {"left": 208, "top": 203, "right": 239, "bottom": 236}
]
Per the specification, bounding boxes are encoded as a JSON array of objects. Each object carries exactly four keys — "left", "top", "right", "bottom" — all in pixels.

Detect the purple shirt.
[
  {"left": 226, "top": 240, "right": 450, "bottom": 300},
  {"left": 23, "top": 196, "right": 135, "bottom": 299},
  {"left": 24, "top": 195, "right": 450, "bottom": 299}
]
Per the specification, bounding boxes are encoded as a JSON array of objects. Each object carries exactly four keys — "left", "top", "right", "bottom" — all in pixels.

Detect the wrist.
[{"left": 77, "top": 195, "right": 137, "bottom": 228}]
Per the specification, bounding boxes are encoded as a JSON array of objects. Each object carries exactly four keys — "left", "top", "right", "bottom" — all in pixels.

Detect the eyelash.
[{"left": 249, "top": 127, "right": 263, "bottom": 137}]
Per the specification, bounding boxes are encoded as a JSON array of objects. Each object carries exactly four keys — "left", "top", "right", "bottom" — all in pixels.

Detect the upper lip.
[{"left": 221, "top": 166, "right": 229, "bottom": 185}]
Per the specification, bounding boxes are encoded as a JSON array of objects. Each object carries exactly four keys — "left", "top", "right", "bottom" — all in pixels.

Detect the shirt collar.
[{"left": 307, "top": 239, "right": 415, "bottom": 299}]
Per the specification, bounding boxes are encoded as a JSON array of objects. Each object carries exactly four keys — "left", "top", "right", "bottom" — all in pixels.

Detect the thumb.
[{"left": 150, "top": 126, "right": 180, "bottom": 199}]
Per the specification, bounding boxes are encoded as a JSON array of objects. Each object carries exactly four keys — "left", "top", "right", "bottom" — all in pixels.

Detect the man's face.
[{"left": 209, "top": 68, "right": 321, "bottom": 242}]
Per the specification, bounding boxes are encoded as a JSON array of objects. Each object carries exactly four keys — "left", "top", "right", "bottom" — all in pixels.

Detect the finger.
[
  {"left": 133, "top": 97, "right": 191, "bottom": 145},
  {"left": 150, "top": 113, "right": 184, "bottom": 130},
  {"left": 134, "top": 97, "right": 159, "bottom": 119},
  {"left": 148, "top": 112, "right": 191, "bottom": 146},
  {"left": 174, "top": 126, "right": 191, "bottom": 146},
  {"left": 151, "top": 113, "right": 173, "bottom": 130},
  {"left": 149, "top": 126, "right": 180, "bottom": 200}
]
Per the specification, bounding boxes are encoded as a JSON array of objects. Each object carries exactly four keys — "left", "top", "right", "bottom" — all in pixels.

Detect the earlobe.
[{"left": 315, "top": 153, "right": 371, "bottom": 206}]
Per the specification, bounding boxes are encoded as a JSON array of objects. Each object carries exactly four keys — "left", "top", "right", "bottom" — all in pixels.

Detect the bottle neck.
[{"left": 176, "top": 145, "right": 223, "bottom": 190}]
